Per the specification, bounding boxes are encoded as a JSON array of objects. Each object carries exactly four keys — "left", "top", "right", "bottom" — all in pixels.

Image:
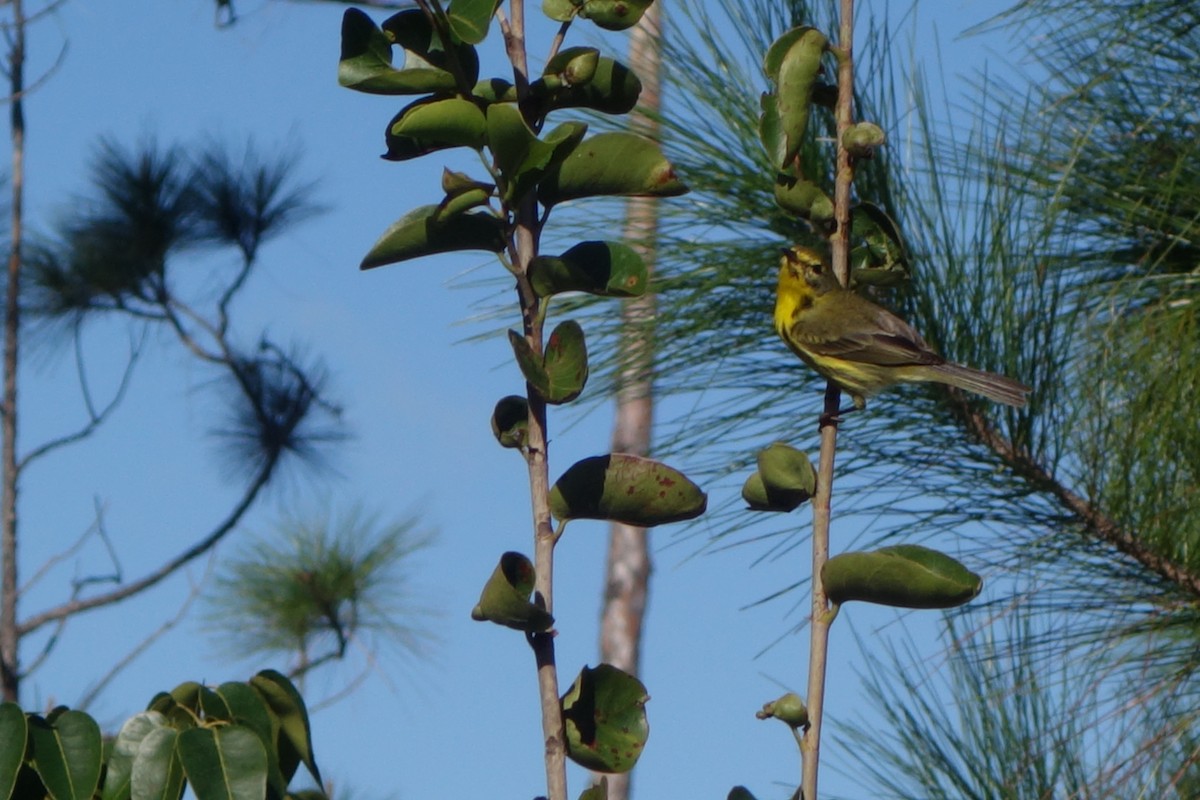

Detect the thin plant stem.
[
  {"left": 801, "top": 1, "right": 855, "bottom": 797},
  {"left": 502, "top": 2, "right": 566, "bottom": 796}
]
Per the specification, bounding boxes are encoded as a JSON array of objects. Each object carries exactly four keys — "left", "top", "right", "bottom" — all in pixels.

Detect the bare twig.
[
  {"left": 18, "top": 453, "right": 278, "bottom": 637},
  {"left": 18, "top": 330, "right": 142, "bottom": 469},
  {"left": 75, "top": 551, "right": 215, "bottom": 711}
]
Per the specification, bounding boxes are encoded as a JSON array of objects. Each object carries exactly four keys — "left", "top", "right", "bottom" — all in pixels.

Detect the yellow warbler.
[{"left": 774, "top": 245, "right": 1029, "bottom": 410}]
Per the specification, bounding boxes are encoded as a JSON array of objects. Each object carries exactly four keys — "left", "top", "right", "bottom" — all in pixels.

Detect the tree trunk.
[
  {"left": 597, "top": 4, "right": 662, "bottom": 798},
  {"left": 1, "top": 0, "right": 27, "bottom": 703}
]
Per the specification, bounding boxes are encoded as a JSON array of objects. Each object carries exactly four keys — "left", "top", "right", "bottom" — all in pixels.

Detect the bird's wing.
[{"left": 791, "top": 303, "right": 945, "bottom": 367}]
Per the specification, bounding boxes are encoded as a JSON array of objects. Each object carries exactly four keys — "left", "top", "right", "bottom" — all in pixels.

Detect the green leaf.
[
  {"left": 760, "top": 26, "right": 828, "bottom": 169},
  {"left": 743, "top": 442, "right": 815, "bottom": 512},
  {"left": 471, "top": 551, "right": 555, "bottom": 632},
  {"left": 217, "top": 682, "right": 286, "bottom": 799},
  {"left": 130, "top": 727, "right": 183, "bottom": 800},
  {"left": 549, "top": 454, "right": 707, "bottom": 526},
  {"left": 542, "top": 0, "right": 579, "bottom": 22},
  {"left": 578, "top": 777, "right": 608, "bottom": 800},
  {"left": 561, "top": 665, "right": 649, "bottom": 773},
  {"left": 538, "top": 132, "right": 687, "bottom": 207},
  {"left": 822, "top": 545, "right": 983, "bottom": 609},
  {"left": 508, "top": 320, "right": 589, "bottom": 404},
  {"left": 487, "top": 104, "right": 587, "bottom": 202},
  {"left": 842, "top": 121, "right": 886, "bottom": 157},
  {"left": 178, "top": 727, "right": 267, "bottom": 800},
  {"left": 168, "top": 682, "right": 203, "bottom": 713},
  {"left": 543, "top": 47, "right": 600, "bottom": 86},
  {"left": 361, "top": 204, "right": 505, "bottom": 270},
  {"left": 102, "top": 712, "right": 167, "bottom": 800},
  {"left": 849, "top": 202, "right": 909, "bottom": 287},
  {"left": 0, "top": 704, "right": 27, "bottom": 800},
  {"left": 338, "top": 9, "right": 459, "bottom": 95},
  {"left": 383, "top": 9, "right": 480, "bottom": 86},
  {"left": 577, "top": 0, "right": 654, "bottom": 31},
  {"left": 384, "top": 96, "right": 487, "bottom": 162},
  {"left": 755, "top": 692, "right": 808, "bottom": 729},
  {"left": 727, "top": 788, "right": 759, "bottom": 800},
  {"left": 249, "top": 671, "right": 320, "bottom": 786},
  {"left": 447, "top": 0, "right": 498, "bottom": 45},
  {"left": 28, "top": 711, "right": 102, "bottom": 800},
  {"left": 529, "top": 240, "right": 648, "bottom": 298},
  {"left": 491, "top": 395, "right": 529, "bottom": 449},
  {"left": 530, "top": 57, "right": 642, "bottom": 116},
  {"left": 773, "top": 173, "right": 834, "bottom": 222}
]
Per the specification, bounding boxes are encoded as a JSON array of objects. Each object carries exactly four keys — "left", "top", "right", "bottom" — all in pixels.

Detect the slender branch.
[
  {"left": 801, "top": 3, "right": 855, "bottom": 798},
  {"left": 20, "top": 497, "right": 119, "bottom": 595},
  {"left": 18, "top": 330, "right": 142, "bottom": 470},
  {"left": 18, "top": 452, "right": 278, "bottom": 637},
  {"left": 959, "top": 403, "right": 1200, "bottom": 597}
]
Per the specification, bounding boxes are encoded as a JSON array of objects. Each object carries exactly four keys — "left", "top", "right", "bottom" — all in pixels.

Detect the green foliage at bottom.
[{"left": 0, "top": 671, "right": 321, "bottom": 800}]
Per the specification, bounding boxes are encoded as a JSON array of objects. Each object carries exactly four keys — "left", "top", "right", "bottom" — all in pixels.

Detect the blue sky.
[{"left": 10, "top": 1, "right": 1004, "bottom": 798}]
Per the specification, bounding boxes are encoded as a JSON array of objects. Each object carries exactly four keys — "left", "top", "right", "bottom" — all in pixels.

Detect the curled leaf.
[
  {"left": 360, "top": 204, "right": 505, "bottom": 270},
  {"left": 491, "top": 395, "right": 529, "bottom": 449},
  {"left": 471, "top": 551, "right": 554, "bottom": 631}
]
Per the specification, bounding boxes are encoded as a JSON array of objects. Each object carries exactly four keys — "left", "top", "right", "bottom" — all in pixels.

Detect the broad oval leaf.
[
  {"left": 539, "top": 132, "right": 687, "bottom": 207},
  {"left": 178, "top": 727, "right": 267, "bottom": 800},
  {"left": 561, "top": 664, "right": 649, "bottom": 773},
  {"left": 101, "top": 712, "right": 168, "bottom": 800},
  {"left": 130, "top": 727, "right": 182, "bottom": 800},
  {"left": 447, "top": 0, "right": 499, "bottom": 44},
  {"left": 822, "top": 545, "right": 982, "bottom": 609},
  {"left": 549, "top": 454, "right": 707, "bottom": 526},
  {"left": 217, "top": 683, "right": 286, "bottom": 798},
  {"left": 508, "top": 321, "right": 589, "bottom": 404},
  {"left": 528, "top": 240, "right": 647, "bottom": 298},
  {"left": 249, "top": 670, "right": 320, "bottom": 787},
  {"left": 338, "top": 9, "right": 459, "bottom": 95},
  {"left": 29, "top": 710, "right": 102, "bottom": 800},
  {"left": 471, "top": 551, "right": 555, "bottom": 632},
  {"left": 0, "top": 703, "right": 27, "bottom": 800},
  {"left": 487, "top": 104, "right": 587, "bottom": 202},
  {"left": 384, "top": 96, "right": 487, "bottom": 162},
  {"left": 361, "top": 204, "right": 505, "bottom": 270}
]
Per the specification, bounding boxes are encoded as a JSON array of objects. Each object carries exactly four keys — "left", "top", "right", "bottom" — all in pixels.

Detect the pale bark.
[{"left": 597, "top": 4, "right": 662, "bottom": 798}]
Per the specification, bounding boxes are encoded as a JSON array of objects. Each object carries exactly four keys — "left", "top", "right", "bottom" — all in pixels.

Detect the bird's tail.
[{"left": 927, "top": 363, "right": 1030, "bottom": 408}]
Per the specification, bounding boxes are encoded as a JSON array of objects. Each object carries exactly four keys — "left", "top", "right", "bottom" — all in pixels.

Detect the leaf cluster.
[{"left": 0, "top": 671, "right": 321, "bottom": 800}]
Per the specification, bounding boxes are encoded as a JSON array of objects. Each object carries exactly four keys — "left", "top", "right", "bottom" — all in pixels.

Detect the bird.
[{"left": 774, "top": 245, "right": 1030, "bottom": 411}]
